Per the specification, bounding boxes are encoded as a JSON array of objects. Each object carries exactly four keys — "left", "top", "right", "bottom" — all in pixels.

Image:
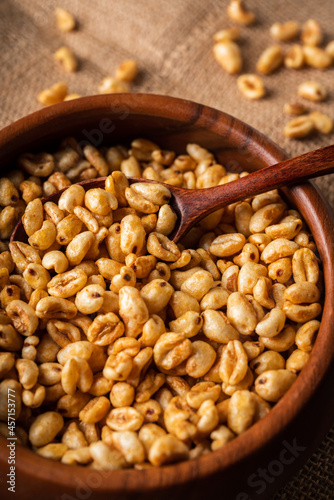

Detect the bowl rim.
[{"left": 1, "top": 93, "right": 334, "bottom": 492}]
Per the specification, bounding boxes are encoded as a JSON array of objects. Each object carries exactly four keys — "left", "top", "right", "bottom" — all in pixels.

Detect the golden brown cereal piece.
[
  {"left": 19, "top": 181, "right": 41, "bottom": 204},
  {"left": 270, "top": 21, "right": 299, "bottom": 41},
  {"left": 286, "top": 349, "right": 309, "bottom": 373},
  {"left": 210, "top": 233, "right": 246, "bottom": 257},
  {"left": 23, "top": 263, "right": 51, "bottom": 290},
  {"left": 61, "top": 356, "right": 93, "bottom": 395},
  {"left": 292, "top": 248, "right": 319, "bottom": 283},
  {"left": 0, "top": 379, "right": 22, "bottom": 420},
  {"left": 55, "top": 8, "right": 76, "bottom": 32},
  {"left": 46, "top": 320, "right": 81, "bottom": 347},
  {"left": 6, "top": 300, "right": 38, "bottom": 336},
  {"left": 62, "top": 422, "right": 88, "bottom": 450},
  {"left": 98, "top": 77, "right": 130, "bottom": 94},
  {"left": 75, "top": 284, "right": 105, "bottom": 314},
  {"left": 89, "top": 441, "right": 126, "bottom": 470},
  {"left": 115, "top": 60, "right": 138, "bottom": 82},
  {"left": 284, "top": 117, "right": 314, "bottom": 139},
  {"left": 0, "top": 284, "right": 20, "bottom": 309},
  {"left": 121, "top": 215, "right": 146, "bottom": 256},
  {"left": 119, "top": 286, "right": 149, "bottom": 338},
  {"left": 298, "top": 81, "right": 327, "bottom": 102},
  {"left": 106, "top": 406, "right": 144, "bottom": 432},
  {"left": 36, "top": 296, "right": 77, "bottom": 320},
  {"left": 18, "top": 152, "right": 54, "bottom": 177},
  {"left": 301, "top": 19, "right": 323, "bottom": 47},
  {"left": 148, "top": 434, "right": 189, "bottom": 466},
  {"left": 237, "top": 74, "right": 265, "bottom": 100},
  {"left": 213, "top": 27, "right": 240, "bottom": 43},
  {"left": 141, "top": 279, "right": 174, "bottom": 314},
  {"left": 308, "top": 112, "right": 333, "bottom": 135},
  {"left": 29, "top": 411, "right": 64, "bottom": 447},
  {"left": 38, "top": 362, "right": 62, "bottom": 386},
  {"left": 62, "top": 447, "right": 92, "bottom": 466},
  {"left": 42, "top": 251, "right": 69, "bottom": 274},
  {"left": 47, "top": 269, "right": 87, "bottom": 298},
  {"left": 226, "top": 292, "right": 257, "bottom": 335},
  {"left": 59, "top": 184, "right": 85, "bottom": 213},
  {"left": 54, "top": 47, "right": 78, "bottom": 72},
  {"left": 303, "top": 46, "right": 332, "bottom": 70},
  {"left": 85, "top": 188, "right": 117, "bottom": 215},
  {"left": 0, "top": 352, "right": 15, "bottom": 378},
  {"left": 211, "top": 425, "right": 235, "bottom": 450},
  {"left": 38, "top": 82, "right": 68, "bottom": 106},
  {"left": 153, "top": 332, "right": 192, "bottom": 371},
  {"left": 202, "top": 309, "right": 239, "bottom": 343},
  {"left": 284, "top": 44, "right": 305, "bottom": 69},
  {"left": 213, "top": 42, "right": 242, "bottom": 74},
  {"left": 255, "top": 370, "right": 297, "bottom": 402},
  {"left": 284, "top": 282, "right": 320, "bottom": 304},
  {"left": 56, "top": 391, "right": 90, "bottom": 417},
  {"left": 256, "top": 46, "right": 284, "bottom": 74},
  {"left": 283, "top": 300, "right": 321, "bottom": 323},
  {"left": 110, "top": 382, "right": 135, "bottom": 407},
  {"left": 22, "top": 198, "right": 43, "bottom": 237},
  {"left": 147, "top": 232, "right": 180, "bottom": 262},
  {"left": 0, "top": 207, "right": 18, "bottom": 240},
  {"left": 56, "top": 214, "right": 82, "bottom": 246},
  {"left": 16, "top": 358, "right": 39, "bottom": 390},
  {"left": 36, "top": 443, "right": 68, "bottom": 461},
  {"left": 66, "top": 232, "right": 95, "bottom": 266},
  {"left": 295, "top": 320, "right": 320, "bottom": 352},
  {"left": 250, "top": 351, "right": 285, "bottom": 376},
  {"left": 0, "top": 178, "right": 19, "bottom": 206},
  {"left": 169, "top": 311, "right": 202, "bottom": 339},
  {"left": 227, "top": 0, "right": 255, "bottom": 25},
  {"left": 28, "top": 220, "right": 57, "bottom": 251},
  {"left": 164, "top": 396, "right": 198, "bottom": 440},
  {"left": 220, "top": 340, "right": 248, "bottom": 386},
  {"left": 227, "top": 390, "right": 256, "bottom": 435},
  {"left": 87, "top": 313, "right": 124, "bottom": 346},
  {"left": 79, "top": 396, "right": 111, "bottom": 424},
  {"left": 186, "top": 341, "right": 216, "bottom": 378}
]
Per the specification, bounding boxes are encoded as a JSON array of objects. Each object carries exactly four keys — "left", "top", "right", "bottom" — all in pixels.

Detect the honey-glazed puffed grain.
[
  {"left": 227, "top": 390, "right": 256, "bottom": 435},
  {"left": 227, "top": 0, "right": 255, "bottom": 25},
  {"left": 255, "top": 370, "right": 297, "bottom": 402},
  {"left": 202, "top": 309, "right": 239, "bottom": 343},
  {"left": 250, "top": 351, "right": 285, "bottom": 375},
  {"left": 226, "top": 292, "right": 257, "bottom": 335}
]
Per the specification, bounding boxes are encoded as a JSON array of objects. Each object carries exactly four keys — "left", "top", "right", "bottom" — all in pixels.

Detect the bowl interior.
[{"left": 0, "top": 94, "right": 334, "bottom": 496}]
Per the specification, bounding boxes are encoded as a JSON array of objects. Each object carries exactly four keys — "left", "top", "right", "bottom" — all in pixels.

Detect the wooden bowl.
[{"left": 0, "top": 94, "right": 334, "bottom": 500}]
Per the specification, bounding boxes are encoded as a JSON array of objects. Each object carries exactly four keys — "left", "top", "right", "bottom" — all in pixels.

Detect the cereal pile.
[{"left": 0, "top": 138, "right": 323, "bottom": 468}]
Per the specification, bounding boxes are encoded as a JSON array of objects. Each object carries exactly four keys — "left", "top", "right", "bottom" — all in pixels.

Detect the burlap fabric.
[{"left": 0, "top": 0, "right": 333, "bottom": 498}]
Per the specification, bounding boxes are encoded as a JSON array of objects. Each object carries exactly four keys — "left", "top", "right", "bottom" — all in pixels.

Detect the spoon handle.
[{"left": 193, "top": 143, "right": 334, "bottom": 216}]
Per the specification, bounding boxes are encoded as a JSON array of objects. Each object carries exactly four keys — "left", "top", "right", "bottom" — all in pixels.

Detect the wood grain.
[{"left": 1, "top": 94, "right": 334, "bottom": 500}]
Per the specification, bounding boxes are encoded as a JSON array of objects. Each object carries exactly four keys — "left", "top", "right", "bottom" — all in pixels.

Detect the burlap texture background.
[{"left": 0, "top": 0, "right": 333, "bottom": 498}]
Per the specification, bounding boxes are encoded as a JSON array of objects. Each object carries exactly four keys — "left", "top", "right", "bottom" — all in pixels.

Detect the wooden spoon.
[{"left": 11, "top": 143, "right": 334, "bottom": 243}]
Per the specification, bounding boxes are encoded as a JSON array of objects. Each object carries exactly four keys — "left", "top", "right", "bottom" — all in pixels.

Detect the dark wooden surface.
[{"left": 1, "top": 94, "right": 334, "bottom": 500}]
